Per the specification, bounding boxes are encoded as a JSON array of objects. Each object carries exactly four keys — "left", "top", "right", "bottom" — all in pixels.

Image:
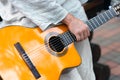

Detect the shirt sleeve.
[
  {"left": 79, "top": 0, "right": 88, "bottom": 4},
  {"left": 10, "top": 0, "right": 68, "bottom": 30}
]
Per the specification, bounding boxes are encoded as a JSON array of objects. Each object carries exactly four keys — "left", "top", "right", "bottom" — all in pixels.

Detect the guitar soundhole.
[{"left": 49, "top": 36, "right": 64, "bottom": 52}]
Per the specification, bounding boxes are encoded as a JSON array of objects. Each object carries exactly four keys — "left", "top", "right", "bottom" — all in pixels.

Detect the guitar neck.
[
  {"left": 86, "top": 8, "right": 117, "bottom": 31},
  {"left": 58, "top": 8, "right": 118, "bottom": 47}
]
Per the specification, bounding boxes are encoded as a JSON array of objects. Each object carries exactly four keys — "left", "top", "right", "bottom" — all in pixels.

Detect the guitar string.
[
  {"left": 21, "top": 8, "right": 116, "bottom": 53},
  {"left": 22, "top": 7, "right": 117, "bottom": 58},
  {"left": 26, "top": 37, "right": 69, "bottom": 56},
  {"left": 25, "top": 31, "right": 76, "bottom": 58},
  {"left": 35, "top": 34, "right": 72, "bottom": 50},
  {"left": 29, "top": 47, "right": 51, "bottom": 61},
  {"left": 27, "top": 43, "right": 63, "bottom": 60},
  {"left": 25, "top": 17, "right": 110, "bottom": 58}
]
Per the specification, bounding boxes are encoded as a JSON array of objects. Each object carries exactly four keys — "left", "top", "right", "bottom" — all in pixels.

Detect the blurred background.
[{"left": 83, "top": 0, "right": 120, "bottom": 80}]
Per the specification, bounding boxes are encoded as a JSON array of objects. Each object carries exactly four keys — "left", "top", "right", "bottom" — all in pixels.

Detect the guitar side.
[{"left": 0, "top": 25, "right": 81, "bottom": 80}]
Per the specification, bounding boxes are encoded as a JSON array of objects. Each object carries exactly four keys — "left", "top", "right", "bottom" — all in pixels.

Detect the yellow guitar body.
[{"left": 0, "top": 25, "right": 81, "bottom": 80}]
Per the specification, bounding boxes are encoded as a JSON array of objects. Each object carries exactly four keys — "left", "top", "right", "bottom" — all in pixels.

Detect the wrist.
[{"left": 62, "top": 13, "right": 75, "bottom": 25}]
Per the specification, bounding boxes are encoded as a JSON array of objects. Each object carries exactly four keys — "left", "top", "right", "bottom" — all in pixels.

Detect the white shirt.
[{"left": 0, "top": 0, "right": 88, "bottom": 30}]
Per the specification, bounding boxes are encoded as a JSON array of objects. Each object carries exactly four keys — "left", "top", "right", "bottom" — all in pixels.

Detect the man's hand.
[{"left": 62, "top": 13, "right": 90, "bottom": 41}]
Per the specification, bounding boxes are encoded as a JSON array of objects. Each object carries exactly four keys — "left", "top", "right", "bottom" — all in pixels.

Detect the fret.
[
  {"left": 68, "top": 32, "right": 74, "bottom": 42},
  {"left": 102, "top": 11, "right": 109, "bottom": 21},
  {"left": 62, "top": 33, "right": 67, "bottom": 45},
  {"left": 65, "top": 32, "right": 73, "bottom": 46},
  {"left": 108, "top": 9, "right": 115, "bottom": 17},
  {"left": 106, "top": 8, "right": 116, "bottom": 19},
  {"left": 69, "top": 31, "right": 77, "bottom": 41},
  {"left": 95, "top": 15, "right": 103, "bottom": 25},
  {"left": 91, "top": 17, "right": 100, "bottom": 28},
  {"left": 58, "top": 7, "right": 118, "bottom": 47},
  {"left": 88, "top": 19, "right": 96, "bottom": 29},
  {"left": 58, "top": 32, "right": 66, "bottom": 46},
  {"left": 62, "top": 33, "right": 68, "bottom": 46},
  {"left": 86, "top": 21, "right": 93, "bottom": 29},
  {"left": 63, "top": 32, "right": 70, "bottom": 46},
  {"left": 94, "top": 17, "right": 100, "bottom": 26},
  {"left": 86, "top": 21, "right": 94, "bottom": 31},
  {"left": 97, "top": 14, "right": 104, "bottom": 24},
  {"left": 111, "top": 8, "right": 118, "bottom": 16},
  {"left": 58, "top": 31, "right": 76, "bottom": 47},
  {"left": 67, "top": 32, "right": 75, "bottom": 41},
  {"left": 102, "top": 13, "right": 107, "bottom": 22},
  {"left": 104, "top": 10, "right": 111, "bottom": 20},
  {"left": 91, "top": 18, "right": 98, "bottom": 27},
  {"left": 99, "top": 13, "right": 106, "bottom": 22},
  {"left": 86, "top": 8, "right": 117, "bottom": 31},
  {"left": 107, "top": 10, "right": 112, "bottom": 17}
]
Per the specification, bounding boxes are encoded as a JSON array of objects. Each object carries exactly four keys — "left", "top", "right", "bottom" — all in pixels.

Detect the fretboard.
[
  {"left": 59, "top": 8, "right": 118, "bottom": 47},
  {"left": 86, "top": 8, "right": 117, "bottom": 31}
]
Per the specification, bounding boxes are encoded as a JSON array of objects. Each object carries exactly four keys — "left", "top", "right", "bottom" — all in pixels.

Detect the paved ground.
[{"left": 92, "top": 17, "right": 120, "bottom": 80}]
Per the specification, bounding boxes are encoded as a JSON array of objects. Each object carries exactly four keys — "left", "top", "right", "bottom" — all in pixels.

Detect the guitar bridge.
[{"left": 14, "top": 42, "right": 41, "bottom": 79}]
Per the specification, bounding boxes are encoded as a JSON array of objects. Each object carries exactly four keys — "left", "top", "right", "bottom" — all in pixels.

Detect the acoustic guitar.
[{"left": 0, "top": 3, "right": 120, "bottom": 80}]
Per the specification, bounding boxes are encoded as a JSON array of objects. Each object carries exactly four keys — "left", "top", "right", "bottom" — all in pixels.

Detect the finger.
[
  {"left": 83, "top": 30, "right": 88, "bottom": 39},
  {"left": 80, "top": 29, "right": 88, "bottom": 40},
  {"left": 79, "top": 32, "right": 84, "bottom": 41},
  {"left": 86, "top": 25, "right": 90, "bottom": 37},
  {"left": 75, "top": 34, "right": 81, "bottom": 41},
  {"left": 82, "top": 26, "right": 89, "bottom": 39},
  {"left": 86, "top": 29, "right": 90, "bottom": 37}
]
